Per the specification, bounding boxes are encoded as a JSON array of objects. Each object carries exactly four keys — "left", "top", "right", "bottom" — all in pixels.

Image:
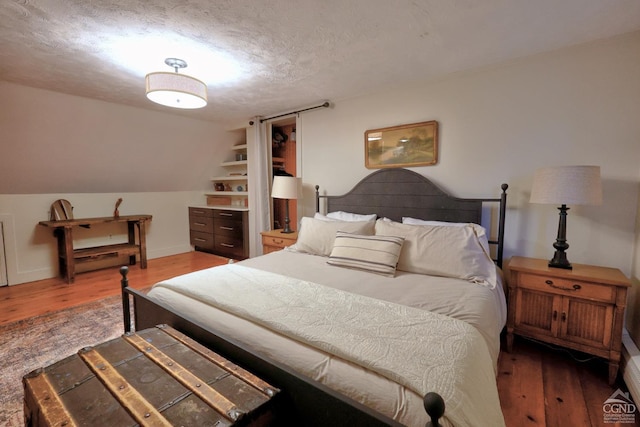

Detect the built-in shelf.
[
  {"left": 220, "top": 160, "right": 248, "bottom": 167},
  {"left": 206, "top": 191, "right": 249, "bottom": 196},
  {"left": 211, "top": 176, "right": 247, "bottom": 181},
  {"left": 231, "top": 144, "right": 248, "bottom": 150}
]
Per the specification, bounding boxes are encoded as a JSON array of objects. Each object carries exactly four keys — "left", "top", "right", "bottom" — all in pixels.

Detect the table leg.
[
  {"left": 127, "top": 222, "right": 137, "bottom": 266},
  {"left": 55, "top": 227, "right": 75, "bottom": 283},
  {"left": 138, "top": 220, "right": 148, "bottom": 269}
]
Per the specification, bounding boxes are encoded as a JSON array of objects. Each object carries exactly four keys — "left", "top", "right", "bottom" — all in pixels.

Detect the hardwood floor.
[
  {"left": 0, "top": 251, "right": 229, "bottom": 325},
  {"left": 498, "top": 337, "right": 633, "bottom": 426},
  {"left": 0, "top": 251, "right": 634, "bottom": 426}
]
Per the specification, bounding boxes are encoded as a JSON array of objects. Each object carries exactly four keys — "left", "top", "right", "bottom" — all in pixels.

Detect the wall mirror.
[{"left": 364, "top": 120, "right": 438, "bottom": 169}]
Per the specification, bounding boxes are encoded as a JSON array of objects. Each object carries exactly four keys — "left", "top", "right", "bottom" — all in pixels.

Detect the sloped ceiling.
[{"left": 2, "top": 0, "right": 640, "bottom": 123}]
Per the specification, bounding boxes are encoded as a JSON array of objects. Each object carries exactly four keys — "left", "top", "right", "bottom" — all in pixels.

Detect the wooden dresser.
[
  {"left": 506, "top": 256, "right": 630, "bottom": 385},
  {"left": 189, "top": 207, "right": 248, "bottom": 259},
  {"left": 261, "top": 229, "right": 298, "bottom": 254}
]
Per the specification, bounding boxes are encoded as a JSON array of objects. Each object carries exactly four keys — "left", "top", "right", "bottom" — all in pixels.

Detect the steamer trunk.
[{"left": 23, "top": 325, "right": 281, "bottom": 426}]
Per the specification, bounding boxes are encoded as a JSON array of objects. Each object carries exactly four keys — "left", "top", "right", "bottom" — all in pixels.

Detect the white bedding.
[{"left": 147, "top": 250, "right": 507, "bottom": 426}]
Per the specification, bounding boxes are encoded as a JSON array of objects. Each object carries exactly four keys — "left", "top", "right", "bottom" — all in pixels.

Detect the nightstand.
[
  {"left": 261, "top": 229, "right": 298, "bottom": 254},
  {"left": 506, "top": 256, "right": 630, "bottom": 385}
]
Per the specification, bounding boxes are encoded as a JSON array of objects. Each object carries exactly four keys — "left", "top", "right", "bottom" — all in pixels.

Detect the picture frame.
[{"left": 364, "top": 120, "right": 438, "bottom": 169}]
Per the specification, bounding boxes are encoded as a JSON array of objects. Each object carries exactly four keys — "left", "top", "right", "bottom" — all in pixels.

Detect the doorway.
[
  {"left": 270, "top": 118, "right": 298, "bottom": 230},
  {"left": 0, "top": 222, "right": 7, "bottom": 286}
]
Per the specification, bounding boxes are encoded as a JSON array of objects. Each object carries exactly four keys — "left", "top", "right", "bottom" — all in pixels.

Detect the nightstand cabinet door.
[
  {"left": 514, "top": 288, "right": 560, "bottom": 337},
  {"left": 561, "top": 297, "right": 613, "bottom": 350}
]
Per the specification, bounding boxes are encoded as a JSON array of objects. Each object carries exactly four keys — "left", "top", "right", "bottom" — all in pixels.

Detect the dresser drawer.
[
  {"left": 214, "top": 218, "right": 244, "bottom": 239},
  {"left": 213, "top": 209, "right": 244, "bottom": 221},
  {"left": 189, "top": 215, "right": 213, "bottom": 233},
  {"left": 188, "top": 207, "right": 214, "bottom": 218},
  {"left": 214, "top": 236, "right": 245, "bottom": 259},
  {"left": 190, "top": 230, "right": 214, "bottom": 250},
  {"left": 518, "top": 272, "right": 614, "bottom": 302}
]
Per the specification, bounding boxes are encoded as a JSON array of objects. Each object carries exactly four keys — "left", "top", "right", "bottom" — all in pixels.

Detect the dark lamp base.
[
  {"left": 548, "top": 259, "right": 573, "bottom": 269},
  {"left": 280, "top": 228, "right": 295, "bottom": 234},
  {"left": 548, "top": 204, "right": 573, "bottom": 269}
]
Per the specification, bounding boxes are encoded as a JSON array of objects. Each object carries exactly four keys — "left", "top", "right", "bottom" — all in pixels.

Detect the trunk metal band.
[
  {"left": 123, "top": 332, "right": 241, "bottom": 421},
  {"left": 24, "top": 370, "right": 77, "bottom": 427},
  {"left": 159, "top": 325, "right": 279, "bottom": 397},
  {"left": 78, "top": 347, "right": 171, "bottom": 427}
]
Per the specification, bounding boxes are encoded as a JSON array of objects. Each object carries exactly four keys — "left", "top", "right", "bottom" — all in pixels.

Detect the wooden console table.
[{"left": 39, "top": 215, "right": 152, "bottom": 283}]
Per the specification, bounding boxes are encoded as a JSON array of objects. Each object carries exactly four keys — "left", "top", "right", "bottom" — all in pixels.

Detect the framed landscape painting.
[{"left": 365, "top": 120, "right": 438, "bottom": 169}]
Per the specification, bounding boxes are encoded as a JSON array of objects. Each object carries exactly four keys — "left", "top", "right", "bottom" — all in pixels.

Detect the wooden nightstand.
[
  {"left": 261, "top": 229, "right": 298, "bottom": 254},
  {"left": 506, "top": 256, "right": 630, "bottom": 385}
]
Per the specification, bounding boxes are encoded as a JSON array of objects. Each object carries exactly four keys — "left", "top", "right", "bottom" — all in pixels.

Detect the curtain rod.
[{"left": 258, "top": 101, "right": 330, "bottom": 123}]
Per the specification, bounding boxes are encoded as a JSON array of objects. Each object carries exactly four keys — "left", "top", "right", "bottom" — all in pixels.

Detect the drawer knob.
[
  {"left": 545, "top": 280, "right": 582, "bottom": 291},
  {"left": 220, "top": 226, "right": 234, "bottom": 231}
]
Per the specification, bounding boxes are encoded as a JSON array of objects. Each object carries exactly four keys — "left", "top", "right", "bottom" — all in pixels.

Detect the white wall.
[
  {"left": 0, "top": 191, "right": 204, "bottom": 283},
  {"left": 0, "top": 82, "right": 233, "bottom": 194},
  {"left": 0, "top": 82, "right": 241, "bottom": 284},
  {"left": 299, "top": 31, "right": 640, "bottom": 275}
]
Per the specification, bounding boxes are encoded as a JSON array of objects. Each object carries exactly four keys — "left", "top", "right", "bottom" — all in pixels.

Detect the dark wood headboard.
[{"left": 315, "top": 168, "right": 508, "bottom": 267}]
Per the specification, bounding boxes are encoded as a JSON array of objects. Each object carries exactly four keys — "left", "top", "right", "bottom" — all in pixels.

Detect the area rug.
[{"left": 0, "top": 295, "right": 131, "bottom": 426}]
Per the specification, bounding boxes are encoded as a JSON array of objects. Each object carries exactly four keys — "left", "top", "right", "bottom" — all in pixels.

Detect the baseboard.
[
  {"left": 622, "top": 329, "right": 640, "bottom": 405},
  {"left": 147, "top": 244, "right": 192, "bottom": 260}
]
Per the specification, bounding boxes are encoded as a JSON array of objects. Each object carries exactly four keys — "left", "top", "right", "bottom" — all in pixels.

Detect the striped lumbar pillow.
[{"left": 327, "top": 231, "right": 404, "bottom": 277}]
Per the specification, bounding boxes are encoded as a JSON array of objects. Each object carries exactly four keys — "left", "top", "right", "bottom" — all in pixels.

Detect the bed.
[{"left": 121, "top": 168, "right": 508, "bottom": 426}]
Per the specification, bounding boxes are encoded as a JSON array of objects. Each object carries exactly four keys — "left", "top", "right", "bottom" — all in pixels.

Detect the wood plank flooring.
[
  {"left": 0, "top": 251, "right": 635, "bottom": 426},
  {"left": 0, "top": 251, "right": 229, "bottom": 325}
]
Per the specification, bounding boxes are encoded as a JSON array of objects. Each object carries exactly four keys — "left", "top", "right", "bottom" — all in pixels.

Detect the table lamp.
[
  {"left": 529, "top": 165, "right": 602, "bottom": 269},
  {"left": 271, "top": 176, "right": 301, "bottom": 233}
]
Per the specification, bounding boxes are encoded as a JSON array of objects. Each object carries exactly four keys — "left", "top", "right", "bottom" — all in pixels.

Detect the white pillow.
[
  {"left": 375, "top": 219, "right": 497, "bottom": 287},
  {"left": 326, "top": 211, "right": 377, "bottom": 222},
  {"left": 327, "top": 231, "right": 404, "bottom": 277},
  {"left": 313, "top": 212, "right": 337, "bottom": 221},
  {"left": 290, "top": 217, "right": 375, "bottom": 256},
  {"left": 401, "top": 217, "right": 490, "bottom": 254}
]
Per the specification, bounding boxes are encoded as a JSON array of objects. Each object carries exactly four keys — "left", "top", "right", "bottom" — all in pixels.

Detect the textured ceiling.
[{"left": 2, "top": 0, "right": 640, "bottom": 123}]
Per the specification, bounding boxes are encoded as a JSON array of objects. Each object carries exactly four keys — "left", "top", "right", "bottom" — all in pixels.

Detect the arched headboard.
[{"left": 315, "top": 169, "right": 508, "bottom": 267}]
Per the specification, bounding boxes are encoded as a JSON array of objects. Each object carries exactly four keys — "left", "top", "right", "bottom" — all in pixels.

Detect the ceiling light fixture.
[{"left": 145, "top": 58, "right": 207, "bottom": 109}]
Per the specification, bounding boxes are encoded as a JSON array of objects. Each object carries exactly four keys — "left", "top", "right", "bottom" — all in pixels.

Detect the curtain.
[{"left": 246, "top": 118, "right": 271, "bottom": 256}]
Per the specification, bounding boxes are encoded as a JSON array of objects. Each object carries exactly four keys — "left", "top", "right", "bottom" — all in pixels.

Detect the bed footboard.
[{"left": 120, "top": 266, "right": 446, "bottom": 426}]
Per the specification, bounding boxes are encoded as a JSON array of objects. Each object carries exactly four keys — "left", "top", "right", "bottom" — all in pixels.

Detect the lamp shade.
[
  {"left": 271, "top": 176, "right": 300, "bottom": 200},
  {"left": 145, "top": 72, "right": 207, "bottom": 109},
  {"left": 530, "top": 165, "right": 602, "bottom": 206}
]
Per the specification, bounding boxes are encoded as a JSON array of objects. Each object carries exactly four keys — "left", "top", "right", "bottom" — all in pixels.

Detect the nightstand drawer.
[
  {"left": 262, "top": 235, "right": 290, "bottom": 249},
  {"left": 519, "top": 273, "right": 614, "bottom": 302},
  {"left": 260, "top": 230, "right": 298, "bottom": 254}
]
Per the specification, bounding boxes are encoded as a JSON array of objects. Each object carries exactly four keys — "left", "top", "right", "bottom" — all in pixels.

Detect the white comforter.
[{"left": 147, "top": 250, "right": 507, "bottom": 426}]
